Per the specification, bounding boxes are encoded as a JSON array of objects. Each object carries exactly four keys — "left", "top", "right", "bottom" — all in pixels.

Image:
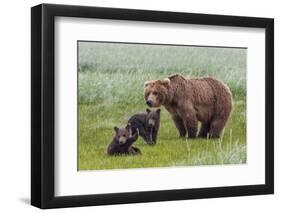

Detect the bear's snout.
[
  {"left": 146, "top": 100, "right": 153, "bottom": 107},
  {"left": 118, "top": 136, "right": 127, "bottom": 144}
]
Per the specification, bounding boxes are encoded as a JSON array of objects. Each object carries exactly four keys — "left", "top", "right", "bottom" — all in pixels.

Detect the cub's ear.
[
  {"left": 156, "top": 108, "right": 161, "bottom": 113},
  {"left": 161, "top": 78, "right": 170, "bottom": 86},
  {"left": 146, "top": 108, "right": 151, "bottom": 113},
  {"left": 114, "top": 126, "right": 119, "bottom": 133}
]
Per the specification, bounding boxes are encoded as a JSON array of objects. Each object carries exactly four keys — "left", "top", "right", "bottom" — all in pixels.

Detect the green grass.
[{"left": 78, "top": 42, "right": 247, "bottom": 170}]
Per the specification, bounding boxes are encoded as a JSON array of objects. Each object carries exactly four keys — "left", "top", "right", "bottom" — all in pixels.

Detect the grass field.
[{"left": 78, "top": 42, "right": 247, "bottom": 170}]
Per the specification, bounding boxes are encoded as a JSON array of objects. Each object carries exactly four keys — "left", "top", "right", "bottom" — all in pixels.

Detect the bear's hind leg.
[
  {"left": 209, "top": 117, "right": 226, "bottom": 138},
  {"left": 172, "top": 115, "right": 187, "bottom": 138},
  {"left": 198, "top": 122, "right": 210, "bottom": 138},
  {"left": 130, "top": 146, "right": 141, "bottom": 155}
]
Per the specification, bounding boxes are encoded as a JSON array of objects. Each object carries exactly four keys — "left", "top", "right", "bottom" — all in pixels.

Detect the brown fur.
[
  {"left": 107, "top": 125, "right": 141, "bottom": 155},
  {"left": 144, "top": 74, "right": 233, "bottom": 138}
]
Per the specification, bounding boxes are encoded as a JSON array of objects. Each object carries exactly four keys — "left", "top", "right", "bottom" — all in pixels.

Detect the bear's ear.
[
  {"left": 114, "top": 126, "right": 119, "bottom": 133},
  {"left": 161, "top": 78, "right": 170, "bottom": 87},
  {"left": 146, "top": 108, "right": 151, "bottom": 113},
  {"left": 144, "top": 80, "right": 155, "bottom": 87},
  {"left": 156, "top": 108, "right": 161, "bottom": 114},
  {"left": 144, "top": 81, "right": 150, "bottom": 87}
]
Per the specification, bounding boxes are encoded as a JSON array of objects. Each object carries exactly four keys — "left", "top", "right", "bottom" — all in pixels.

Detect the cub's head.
[
  {"left": 113, "top": 124, "right": 131, "bottom": 144},
  {"left": 144, "top": 78, "right": 170, "bottom": 107},
  {"left": 146, "top": 108, "right": 161, "bottom": 128}
]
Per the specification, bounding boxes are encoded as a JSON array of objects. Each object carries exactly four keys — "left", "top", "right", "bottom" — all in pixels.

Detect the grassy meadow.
[{"left": 78, "top": 42, "right": 247, "bottom": 170}]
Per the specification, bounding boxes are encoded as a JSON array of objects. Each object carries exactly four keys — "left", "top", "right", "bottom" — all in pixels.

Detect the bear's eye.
[
  {"left": 153, "top": 92, "right": 158, "bottom": 95},
  {"left": 123, "top": 134, "right": 126, "bottom": 137}
]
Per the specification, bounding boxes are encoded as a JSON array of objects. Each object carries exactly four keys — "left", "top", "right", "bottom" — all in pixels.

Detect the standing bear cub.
[
  {"left": 107, "top": 124, "right": 141, "bottom": 155},
  {"left": 144, "top": 74, "right": 232, "bottom": 138},
  {"left": 128, "top": 108, "right": 161, "bottom": 145}
]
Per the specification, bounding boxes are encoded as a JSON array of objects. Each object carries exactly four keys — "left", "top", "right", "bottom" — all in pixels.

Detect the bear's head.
[
  {"left": 146, "top": 108, "right": 161, "bottom": 128},
  {"left": 113, "top": 124, "right": 131, "bottom": 144},
  {"left": 144, "top": 78, "right": 170, "bottom": 107}
]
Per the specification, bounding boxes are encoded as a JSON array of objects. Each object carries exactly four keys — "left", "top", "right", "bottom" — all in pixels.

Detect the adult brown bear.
[{"left": 144, "top": 74, "right": 232, "bottom": 138}]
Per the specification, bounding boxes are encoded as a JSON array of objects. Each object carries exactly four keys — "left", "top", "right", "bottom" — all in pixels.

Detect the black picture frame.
[{"left": 31, "top": 3, "right": 274, "bottom": 209}]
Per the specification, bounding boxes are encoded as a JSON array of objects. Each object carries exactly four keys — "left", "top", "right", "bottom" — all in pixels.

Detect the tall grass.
[
  {"left": 79, "top": 42, "right": 246, "bottom": 104},
  {"left": 78, "top": 41, "right": 247, "bottom": 170}
]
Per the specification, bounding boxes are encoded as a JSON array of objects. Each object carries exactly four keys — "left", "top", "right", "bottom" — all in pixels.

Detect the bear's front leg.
[
  {"left": 140, "top": 127, "right": 153, "bottom": 144},
  {"left": 180, "top": 102, "right": 198, "bottom": 138},
  {"left": 151, "top": 128, "right": 158, "bottom": 144},
  {"left": 137, "top": 126, "right": 149, "bottom": 142},
  {"left": 147, "top": 127, "right": 155, "bottom": 145},
  {"left": 183, "top": 112, "right": 198, "bottom": 138},
  {"left": 171, "top": 114, "right": 187, "bottom": 138}
]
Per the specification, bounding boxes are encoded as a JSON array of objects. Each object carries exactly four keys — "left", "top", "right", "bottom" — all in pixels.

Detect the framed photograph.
[{"left": 31, "top": 3, "right": 274, "bottom": 209}]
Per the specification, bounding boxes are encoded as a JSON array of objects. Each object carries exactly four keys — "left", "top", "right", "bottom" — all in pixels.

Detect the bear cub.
[
  {"left": 107, "top": 124, "right": 141, "bottom": 155},
  {"left": 128, "top": 108, "right": 160, "bottom": 145}
]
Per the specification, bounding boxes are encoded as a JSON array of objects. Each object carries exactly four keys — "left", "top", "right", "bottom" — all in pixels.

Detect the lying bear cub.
[
  {"left": 107, "top": 124, "right": 141, "bottom": 155},
  {"left": 128, "top": 108, "right": 160, "bottom": 145}
]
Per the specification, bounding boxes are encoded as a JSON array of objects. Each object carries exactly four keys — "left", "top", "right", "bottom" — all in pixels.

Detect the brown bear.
[
  {"left": 107, "top": 124, "right": 141, "bottom": 155},
  {"left": 144, "top": 74, "right": 232, "bottom": 139},
  {"left": 128, "top": 108, "right": 161, "bottom": 145}
]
